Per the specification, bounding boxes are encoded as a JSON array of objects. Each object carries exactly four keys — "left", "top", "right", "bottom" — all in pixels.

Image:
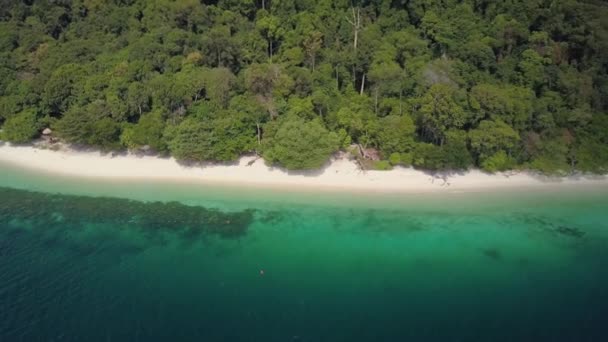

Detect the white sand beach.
[{"left": 0, "top": 143, "right": 606, "bottom": 193}]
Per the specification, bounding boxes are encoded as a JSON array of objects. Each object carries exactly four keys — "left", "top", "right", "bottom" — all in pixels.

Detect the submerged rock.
[
  {"left": 481, "top": 248, "right": 502, "bottom": 260},
  {"left": 555, "top": 226, "right": 586, "bottom": 238}
]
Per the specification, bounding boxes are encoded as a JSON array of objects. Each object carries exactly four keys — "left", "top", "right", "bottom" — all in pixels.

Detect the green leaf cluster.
[{"left": 263, "top": 115, "right": 338, "bottom": 170}]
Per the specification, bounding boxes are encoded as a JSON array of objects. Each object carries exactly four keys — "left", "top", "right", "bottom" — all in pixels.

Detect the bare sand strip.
[{"left": 0, "top": 144, "right": 606, "bottom": 193}]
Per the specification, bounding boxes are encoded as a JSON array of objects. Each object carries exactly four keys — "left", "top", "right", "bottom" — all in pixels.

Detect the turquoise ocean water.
[{"left": 1, "top": 161, "right": 607, "bottom": 341}]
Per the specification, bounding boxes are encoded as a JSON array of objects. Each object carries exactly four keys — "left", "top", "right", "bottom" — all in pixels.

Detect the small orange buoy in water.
[{"left": 259, "top": 269, "right": 265, "bottom": 276}]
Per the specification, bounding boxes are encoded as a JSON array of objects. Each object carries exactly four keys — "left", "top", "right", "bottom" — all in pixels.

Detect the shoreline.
[{"left": 1, "top": 143, "right": 607, "bottom": 194}]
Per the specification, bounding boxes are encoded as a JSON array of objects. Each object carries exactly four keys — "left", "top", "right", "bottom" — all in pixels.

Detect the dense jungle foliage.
[{"left": 0, "top": 0, "right": 607, "bottom": 173}]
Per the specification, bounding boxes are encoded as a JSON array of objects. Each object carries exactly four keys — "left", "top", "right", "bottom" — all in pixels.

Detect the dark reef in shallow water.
[
  {"left": 481, "top": 248, "right": 502, "bottom": 260},
  {"left": 513, "top": 213, "right": 587, "bottom": 239},
  {"left": 555, "top": 226, "right": 586, "bottom": 238},
  {"left": 0, "top": 187, "right": 254, "bottom": 239}
]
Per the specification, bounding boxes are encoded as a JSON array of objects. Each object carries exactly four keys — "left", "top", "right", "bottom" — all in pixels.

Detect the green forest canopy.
[{"left": 0, "top": 0, "right": 607, "bottom": 173}]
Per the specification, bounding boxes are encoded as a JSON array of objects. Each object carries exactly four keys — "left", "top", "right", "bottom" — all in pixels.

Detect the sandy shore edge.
[{"left": 1, "top": 143, "right": 607, "bottom": 193}]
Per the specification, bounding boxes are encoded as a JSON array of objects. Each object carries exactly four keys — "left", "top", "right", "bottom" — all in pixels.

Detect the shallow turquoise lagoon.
[{"left": 1, "top": 161, "right": 607, "bottom": 341}]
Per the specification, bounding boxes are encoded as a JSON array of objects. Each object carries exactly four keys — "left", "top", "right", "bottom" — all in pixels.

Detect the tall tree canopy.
[{"left": 0, "top": 0, "right": 607, "bottom": 173}]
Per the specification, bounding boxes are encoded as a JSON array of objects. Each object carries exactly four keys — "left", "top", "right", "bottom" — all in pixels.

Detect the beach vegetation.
[
  {"left": 481, "top": 151, "right": 516, "bottom": 173},
  {"left": 120, "top": 109, "right": 168, "bottom": 154},
  {"left": 0, "top": 109, "right": 40, "bottom": 143},
  {"left": 389, "top": 153, "right": 402, "bottom": 166},
  {"left": 0, "top": 0, "right": 606, "bottom": 173},
  {"left": 372, "top": 160, "right": 393, "bottom": 171},
  {"left": 167, "top": 113, "right": 254, "bottom": 162},
  {"left": 262, "top": 115, "right": 339, "bottom": 170}
]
